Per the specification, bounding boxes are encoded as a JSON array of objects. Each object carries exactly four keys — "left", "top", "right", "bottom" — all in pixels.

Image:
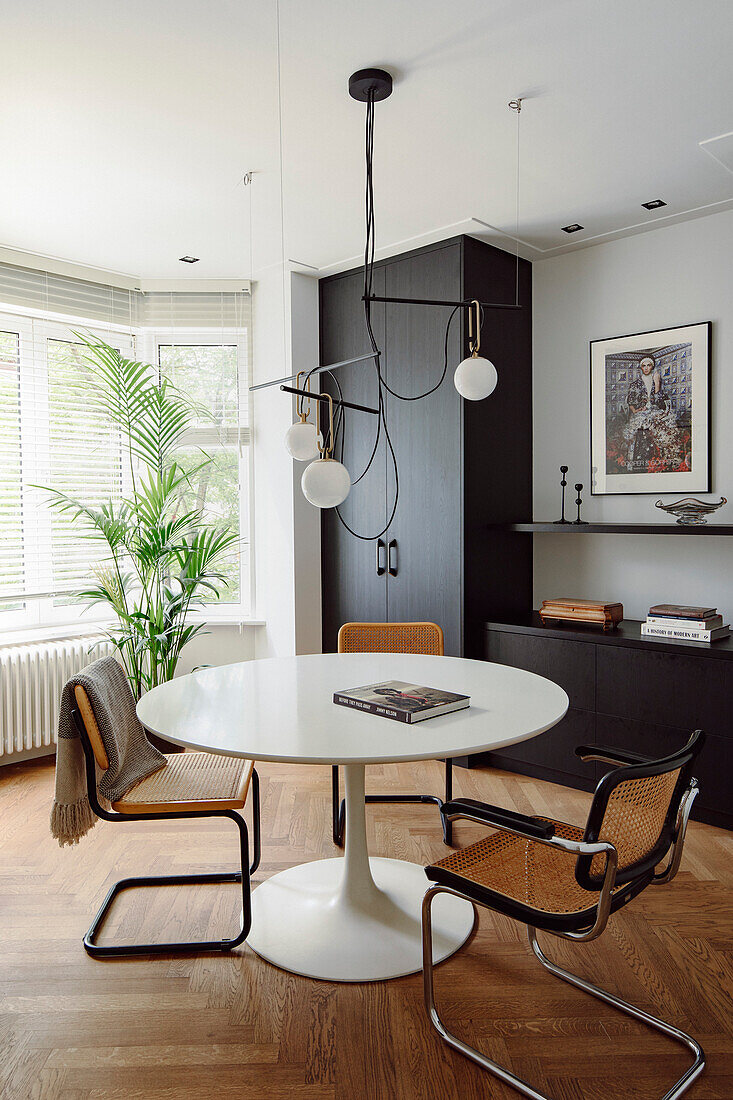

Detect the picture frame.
[{"left": 590, "top": 321, "right": 711, "bottom": 496}]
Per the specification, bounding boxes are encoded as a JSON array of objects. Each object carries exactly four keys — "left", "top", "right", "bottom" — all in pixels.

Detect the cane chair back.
[
  {"left": 578, "top": 731, "right": 704, "bottom": 889},
  {"left": 338, "top": 621, "right": 444, "bottom": 656}
]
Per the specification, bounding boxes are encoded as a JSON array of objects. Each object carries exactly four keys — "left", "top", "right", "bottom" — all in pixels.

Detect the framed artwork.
[{"left": 590, "top": 321, "right": 711, "bottom": 495}]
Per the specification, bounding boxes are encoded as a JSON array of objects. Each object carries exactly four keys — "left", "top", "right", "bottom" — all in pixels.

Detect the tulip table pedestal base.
[{"left": 247, "top": 764, "right": 475, "bottom": 982}]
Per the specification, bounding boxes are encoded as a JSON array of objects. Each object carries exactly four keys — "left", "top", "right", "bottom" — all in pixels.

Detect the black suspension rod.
[
  {"left": 364, "top": 294, "right": 523, "bottom": 310},
  {"left": 280, "top": 385, "right": 379, "bottom": 416}
]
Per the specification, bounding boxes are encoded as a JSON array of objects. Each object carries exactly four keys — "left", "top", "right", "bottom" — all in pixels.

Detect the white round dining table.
[{"left": 137, "top": 652, "right": 568, "bottom": 982}]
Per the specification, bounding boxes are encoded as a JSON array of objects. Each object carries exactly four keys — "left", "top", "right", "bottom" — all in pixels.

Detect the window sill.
[
  {"left": 0, "top": 615, "right": 265, "bottom": 649},
  {"left": 188, "top": 615, "right": 266, "bottom": 628}
]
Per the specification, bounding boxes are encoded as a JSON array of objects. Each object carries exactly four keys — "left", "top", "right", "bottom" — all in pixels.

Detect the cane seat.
[
  {"left": 427, "top": 747, "right": 694, "bottom": 934},
  {"left": 112, "top": 752, "right": 254, "bottom": 814},
  {"left": 428, "top": 818, "right": 650, "bottom": 934}
]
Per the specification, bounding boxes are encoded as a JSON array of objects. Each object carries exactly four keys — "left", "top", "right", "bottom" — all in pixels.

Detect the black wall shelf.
[{"left": 488, "top": 522, "right": 733, "bottom": 536}]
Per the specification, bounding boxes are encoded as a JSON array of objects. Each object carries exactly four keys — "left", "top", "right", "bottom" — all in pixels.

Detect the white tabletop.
[{"left": 137, "top": 652, "right": 568, "bottom": 765}]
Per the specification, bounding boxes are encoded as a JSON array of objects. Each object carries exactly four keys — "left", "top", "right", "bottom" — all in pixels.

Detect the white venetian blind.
[
  {"left": 0, "top": 329, "right": 23, "bottom": 606},
  {"left": 0, "top": 262, "right": 251, "bottom": 620}
]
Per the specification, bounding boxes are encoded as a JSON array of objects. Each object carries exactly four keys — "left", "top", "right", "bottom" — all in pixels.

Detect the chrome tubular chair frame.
[
  {"left": 72, "top": 706, "right": 261, "bottom": 959},
  {"left": 421, "top": 775, "right": 705, "bottom": 1100}
]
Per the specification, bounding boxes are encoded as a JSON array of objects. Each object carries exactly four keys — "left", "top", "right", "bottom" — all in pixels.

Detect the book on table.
[{"left": 333, "top": 680, "right": 470, "bottom": 724}]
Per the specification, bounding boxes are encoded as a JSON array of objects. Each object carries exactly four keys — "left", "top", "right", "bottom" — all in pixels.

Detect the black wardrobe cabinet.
[{"left": 319, "top": 235, "right": 533, "bottom": 658}]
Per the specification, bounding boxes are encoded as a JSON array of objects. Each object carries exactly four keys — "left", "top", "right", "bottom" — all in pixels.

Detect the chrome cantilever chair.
[
  {"left": 71, "top": 683, "right": 260, "bottom": 958},
  {"left": 422, "top": 731, "right": 705, "bottom": 1100},
  {"left": 332, "top": 621, "right": 453, "bottom": 847}
]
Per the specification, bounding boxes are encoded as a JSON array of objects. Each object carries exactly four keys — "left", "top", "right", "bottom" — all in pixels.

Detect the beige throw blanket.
[{"left": 51, "top": 656, "right": 166, "bottom": 846}]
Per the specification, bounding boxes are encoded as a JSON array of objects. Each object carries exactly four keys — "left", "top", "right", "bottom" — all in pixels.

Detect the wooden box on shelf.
[{"left": 539, "top": 598, "right": 624, "bottom": 632}]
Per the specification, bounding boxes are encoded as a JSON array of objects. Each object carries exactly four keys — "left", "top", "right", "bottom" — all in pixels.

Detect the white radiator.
[{"left": 0, "top": 635, "right": 115, "bottom": 760}]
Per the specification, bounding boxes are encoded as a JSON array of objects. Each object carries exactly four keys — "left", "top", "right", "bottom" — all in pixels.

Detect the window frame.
[
  {"left": 0, "top": 313, "right": 254, "bottom": 636},
  {"left": 123, "top": 326, "right": 253, "bottom": 621}
]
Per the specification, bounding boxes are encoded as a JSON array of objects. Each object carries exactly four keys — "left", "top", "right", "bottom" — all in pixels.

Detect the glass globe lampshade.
[
  {"left": 301, "top": 458, "right": 351, "bottom": 508},
  {"left": 453, "top": 354, "right": 498, "bottom": 401},
  {"left": 284, "top": 420, "right": 321, "bottom": 461}
]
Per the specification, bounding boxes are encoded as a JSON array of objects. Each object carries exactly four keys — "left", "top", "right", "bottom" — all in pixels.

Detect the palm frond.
[{"left": 41, "top": 335, "right": 236, "bottom": 696}]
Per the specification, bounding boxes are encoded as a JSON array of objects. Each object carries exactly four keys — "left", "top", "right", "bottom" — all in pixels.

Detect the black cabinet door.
[
  {"left": 382, "top": 244, "right": 463, "bottom": 655},
  {"left": 320, "top": 268, "right": 387, "bottom": 651}
]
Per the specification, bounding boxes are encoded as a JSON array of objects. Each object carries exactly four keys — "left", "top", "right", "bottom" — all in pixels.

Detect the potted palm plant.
[{"left": 43, "top": 334, "right": 239, "bottom": 699}]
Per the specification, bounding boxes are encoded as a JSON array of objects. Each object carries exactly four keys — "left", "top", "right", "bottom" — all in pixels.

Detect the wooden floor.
[{"left": 1, "top": 755, "right": 732, "bottom": 1100}]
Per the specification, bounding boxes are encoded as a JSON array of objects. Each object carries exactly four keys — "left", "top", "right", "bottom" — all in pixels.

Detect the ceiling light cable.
[
  {"left": 275, "top": 0, "right": 288, "bottom": 383},
  {"left": 509, "top": 98, "right": 522, "bottom": 306}
]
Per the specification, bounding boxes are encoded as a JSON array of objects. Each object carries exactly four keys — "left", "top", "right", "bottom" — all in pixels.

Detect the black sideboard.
[{"left": 482, "top": 615, "right": 732, "bottom": 830}]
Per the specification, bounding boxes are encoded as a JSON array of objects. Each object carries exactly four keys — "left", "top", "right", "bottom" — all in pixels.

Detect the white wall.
[
  {"left": 176, "top": 624, "right": 258, "bottom": 674},
  {"left": 533, "top": 208, "right": 733, "bottom": 621},
  {"left": 290, "top": 272, "right": 322, "bottom": 654},
  {"left": 250, "top": 266, "right": 323, "bottom": 659}
]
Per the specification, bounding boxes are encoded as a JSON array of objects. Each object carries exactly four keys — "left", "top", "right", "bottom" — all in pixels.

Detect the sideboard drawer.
[
  {"left": 596, "top": 646, "right": 733, "bottom": 739},
  {"left": 489, "top": 707, "right": 594, "bottom": 781},
  {"left": 484, "top": 630, "right": 595, "bottom": 712},
  {"left": 595, "top": 714, "right": 729, "bottom": 816}
]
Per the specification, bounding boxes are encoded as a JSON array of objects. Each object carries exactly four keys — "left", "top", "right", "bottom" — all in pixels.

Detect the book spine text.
[
  {"left": 641, "top": 624, "right": 725, "bottom": 642},
  {"left": 333, "top": 695, "right": 410, "bottom": 722}
]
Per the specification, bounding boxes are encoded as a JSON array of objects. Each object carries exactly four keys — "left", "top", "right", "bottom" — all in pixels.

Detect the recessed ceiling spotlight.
[
  {"left": 561, "top": 223, "right": 584, "bottom": 234},
  {"left": 179, "top": 255, "right": 200, "bottom": 264},
  {"left": 641, "top": 199, "right": 667, "bottom": 210}
]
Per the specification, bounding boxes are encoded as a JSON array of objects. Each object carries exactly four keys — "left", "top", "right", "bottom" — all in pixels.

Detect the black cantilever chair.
[
  {"left": 332, "top": 621, "right": 454, "bottom": 847},
  {"left": 422, "top": 730, "right": 706, "bottom": 1100},
  {"left": 71, "top": 683, "right": 261, "bottom": 958}
]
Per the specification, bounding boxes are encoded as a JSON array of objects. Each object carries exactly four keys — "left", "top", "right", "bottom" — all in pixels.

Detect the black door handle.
[
  {"left": 376, "top": 538, "right": 386, "bottom": 576},
  {"left": 388, "top": 538, "right": 398, "bottom": 577}
]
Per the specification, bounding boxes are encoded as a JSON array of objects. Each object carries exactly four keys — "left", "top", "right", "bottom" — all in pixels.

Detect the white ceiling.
[{"left": 1, "top": 0, "right": 732, "bottom": 280}]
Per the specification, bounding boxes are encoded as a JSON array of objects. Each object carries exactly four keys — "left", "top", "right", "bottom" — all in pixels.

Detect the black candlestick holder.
[
  {"left": 554, "top": 465, "right": 570, "bottom": 524},
  {"left": 573, "top": 482, "right": 588, "bottom": 524}
]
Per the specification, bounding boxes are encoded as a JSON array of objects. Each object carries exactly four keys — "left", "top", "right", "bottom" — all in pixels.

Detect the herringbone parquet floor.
[{"left": 1, "top": 755, "right": 731, "bottom": 1100}]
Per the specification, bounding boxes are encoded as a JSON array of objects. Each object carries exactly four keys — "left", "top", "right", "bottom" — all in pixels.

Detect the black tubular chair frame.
[
  {"left": 331, "top": 758, "right": 453, "bottom": 848},
  {"left": 421, "top": 732, "right": 705, "bottom": 1100},
  {"left": 71, "top": 706, "right": 261, "bottom": 959},
  {"left": 331, "top": 620, "right": 454, "bottom": 848}
]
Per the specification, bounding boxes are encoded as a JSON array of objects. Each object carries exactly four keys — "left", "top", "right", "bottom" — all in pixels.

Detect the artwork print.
[{"left": 590, "top": 323, "right": 710, "bottom": 495}]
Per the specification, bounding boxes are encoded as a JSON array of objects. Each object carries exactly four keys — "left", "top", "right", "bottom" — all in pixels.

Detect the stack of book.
[{"left": 642, "top": 604, "right": 730, "bottom": 643}]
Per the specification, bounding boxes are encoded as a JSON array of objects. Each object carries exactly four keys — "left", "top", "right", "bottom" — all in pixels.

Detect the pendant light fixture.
[
  {"left": 252, "top": 42, "right": 527, "bottom": 532},
  {"left": 453, "top": 299, "right": 498, "bottom": 400},
  {"left": 284, "top": 372, "right": 322, "bottom": 460},
  {"left": 301, "top": 393, "right": 351, "bottom": 508}
]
